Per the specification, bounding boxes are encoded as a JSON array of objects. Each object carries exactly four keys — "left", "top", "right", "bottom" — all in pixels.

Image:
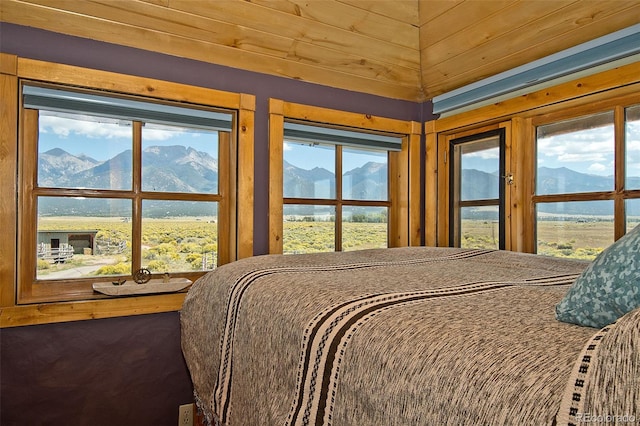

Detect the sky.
[
  {"left": 38, "top": 112, "right": 218, "bottom": 160},
  {"left": 283, "top": 141, "right": 387, "bottom": 172},
  {"left": 38, "top": 110, "right": 640, "bottom": 177},
  {"left": 458, "top": 119, "right": 640, "bottom": 178}
]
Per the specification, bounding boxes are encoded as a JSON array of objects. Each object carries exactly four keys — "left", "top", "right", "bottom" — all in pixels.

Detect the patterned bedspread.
[{"left": 180, "top": 247, "right": 633, "bottom": 425}]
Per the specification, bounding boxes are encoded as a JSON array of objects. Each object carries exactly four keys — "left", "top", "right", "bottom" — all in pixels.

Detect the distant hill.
[
  {"left": 537, "top": 166, "right": 614, "bottom": 194},
  {"left": 462, "top": 166, "right": 640, "bottom": 217},
  {"left": 283, "top": 160, "right": 388, "bottom": 200},
  {"left": 39, "top": 146, "right": 218, "bottom": 192},
  {"left": 38, "top": 147, "right": 638, "bottom": 218},
  {"left": 38, "top": 146, "right": 219, "bottom": 217}
]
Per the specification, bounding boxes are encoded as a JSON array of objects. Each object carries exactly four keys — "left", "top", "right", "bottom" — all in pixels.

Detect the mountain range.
[
  {"left": 462, "top": 166, "right": 640, "bottom": 217},
  {"left": 38, "top": 147, "right": 639, "bottom": 217},
  {"left": 283, "top": 159, "right": 387, "bottom": 200},
  {"left": 39, "top": 145, "right": 218, "bottom": 192}
]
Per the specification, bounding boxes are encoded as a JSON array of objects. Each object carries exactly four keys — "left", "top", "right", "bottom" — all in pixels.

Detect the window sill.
[{"left": 0, "top": 292, "right": 186, "bottom": 328}]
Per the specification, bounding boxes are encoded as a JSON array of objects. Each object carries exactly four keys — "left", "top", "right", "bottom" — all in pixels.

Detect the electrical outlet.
[{"left": 178, "top": 403, "right": 194, "bottom": 426}]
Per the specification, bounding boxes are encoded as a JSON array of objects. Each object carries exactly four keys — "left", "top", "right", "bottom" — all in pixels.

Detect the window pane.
[
  {"left": 342, "top": 148, "right": 388, "bottom": 201},
  {"left": 142, "top": 123, "right": 219, "bottom": 193},
  {"left": 283, "top": 142, "right": 335, "bottom": 199},
  {"left": 38, "top": 111, "right": 132, "bottom": 190},
  {"left": 342, "top": 206, "right": 387, "bottom": 251},
  {"left": 536, "top": 112, "right": 614, "bottom": 195},
  {"left": 283, "top": 204, "right": 335, "bottom": 254},
  {"left": 460, "top": 206, "right": 499, "bottom": 249},
  {"left": 536, "top": 201, "right": 614, "bottom": 260},
  {"left": 626, "top": 104, "right": 640, "bottom": 190},
  {"left": 141, "top": 200, "right": 218, "bottom": 273},
  {"left": 37, "top": 197, "right": 132, "bottom": 280},
  {"left": 459, "top": 137, "right": 500, "bottom": 201},
  {"left": 627, "top": 198, "right": 640, "bottom": 232}
]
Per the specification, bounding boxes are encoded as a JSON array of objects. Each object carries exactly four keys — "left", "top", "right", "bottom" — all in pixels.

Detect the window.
[
  {"left": 533, "top": 103, "right": 640, "bottom": 259},
  {"left": 448, "top": 129, "right": 506, "bottom": 250},
  {"left": 12, "top": 63, "right": 254, "bottom": 309},
  {"left": 282, "top": 122, "right": 396, "bottom": 253},
  {"left": 268, "top": 99, "right": 421, "bottom": 254}
]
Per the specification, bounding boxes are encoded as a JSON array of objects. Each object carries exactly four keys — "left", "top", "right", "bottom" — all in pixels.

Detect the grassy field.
[
  {"left": 283, "top": 221, "right": 387, "bottom": 253},
  {"left": 463, "top": 219, "right": 639, "bottom": 259},
  {"left": 37, "top": 216, "right": 636, "bottom": 279},
  {"left": 37, "top": 216, "right": 217, "bottom": 279}
]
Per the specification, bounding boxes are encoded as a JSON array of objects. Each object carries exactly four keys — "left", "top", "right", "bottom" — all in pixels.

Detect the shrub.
[
  {"left": 93, "top": 262, "right": 131, "bottom": 276},
  {"left": 147, "top": 260, "right": 168, "bottom": 272}
]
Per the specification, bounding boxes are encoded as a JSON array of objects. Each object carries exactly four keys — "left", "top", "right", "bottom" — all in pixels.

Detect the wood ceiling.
[{"left": 1, "top": 0, "right": 639, "bottom": 102}]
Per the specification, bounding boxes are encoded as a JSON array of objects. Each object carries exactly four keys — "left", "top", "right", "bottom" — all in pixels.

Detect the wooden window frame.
[
  {"left": 530, "top": 96, "right": 640, "bottom": 246},
  {"left": 425, "top": 60, "right": 640, "bottom": 253},
  {"left": 0, "top": 54, "right": 254, "bottom": 327},
  {"left": 268, "top": 99, "right": 421, "bottom": 254}
]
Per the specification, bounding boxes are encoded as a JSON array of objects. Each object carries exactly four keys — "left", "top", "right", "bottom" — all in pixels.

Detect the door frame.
[
  {"left": 436, "top": 121, "right": 515, "bottom": 249},
  {"left": 448, "top": 129, "right": 506, "bottom": 249}
]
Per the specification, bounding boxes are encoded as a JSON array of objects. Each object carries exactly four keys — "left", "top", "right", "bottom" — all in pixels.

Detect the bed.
[{"left": 180, "top": 246, "right": 640, "bottom": 425}]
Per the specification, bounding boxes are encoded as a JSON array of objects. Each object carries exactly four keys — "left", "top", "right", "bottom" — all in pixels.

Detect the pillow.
[{"left": 556, "top": 224, "right": 640, "bottom": 328}]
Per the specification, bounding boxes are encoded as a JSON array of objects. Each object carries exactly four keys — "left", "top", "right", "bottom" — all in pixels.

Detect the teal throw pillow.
[{"left": 556, "top": 224, "right": 640, "bottom": 328}]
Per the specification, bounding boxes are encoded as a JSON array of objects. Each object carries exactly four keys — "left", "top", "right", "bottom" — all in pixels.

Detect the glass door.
[{"left": 449, "top": 129, "right": 506, "bottom": 249}]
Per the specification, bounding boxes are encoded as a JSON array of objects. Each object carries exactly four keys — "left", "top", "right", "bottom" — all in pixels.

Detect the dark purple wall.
[
  {"left": 0, "top": 23, "right": 434, "bottom": 426},
  {"left": 1, "top": 312, "right": 192, "bottom": 426}
]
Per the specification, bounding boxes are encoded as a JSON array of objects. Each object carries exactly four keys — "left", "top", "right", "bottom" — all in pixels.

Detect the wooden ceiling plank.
[
  {"left": 285, "top": 40, "right": 420, "bottom": 87},
  {"left": 248, "top": 0, "right": 419, "bottom": 49},
  {"left": 166, "top": 0, "right": 420, "bottom": 68},
  {"left": 418, "top": 0, "right": 462, "bottom": 27},
  {"left": 139, "top": 0, "right": 168, "bottom": 6},
  {"left": 421, "top": 1, "right": 640, "bottom": 97},
  {"left": 337, "top": 0, "right": 419, "bottom": 26},
  {"left": 1, "top": 0, "right": 423, "bottom": 101},
  {"left": 22, "top": 0, "right": 294, "bottom": 58},
  {"left": 419, "top": 0, "right": 518, "bottom": 49},
  {"left": 421, "top": 0, "right": 577, "bottom": 67}
]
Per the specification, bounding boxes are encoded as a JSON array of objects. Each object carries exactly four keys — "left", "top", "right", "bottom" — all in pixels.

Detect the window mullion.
[
  {"left": 614, "top": 105, "right": 626, "bottom": 240},
  {"left": 131, "top": 121, "right": 143, "bottom": 274},
  {"left": 335, "top": 146, "right": 343, "bottom": 251},
  {"left": 18, "top": 109, "right": 40, "bottom": 301}
]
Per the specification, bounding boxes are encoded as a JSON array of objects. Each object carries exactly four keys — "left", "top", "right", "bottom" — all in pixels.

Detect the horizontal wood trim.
[
  {"left": 533, "top": 191, "right": 622, "bottom": 203},
  {"left": 0, "top": 293, "right": 186, "bottom": 328},
  {"left": 17, "top": 57, "right": 243, "bottom": 109},
  {"left": 433, "top": 61, "right": 640, "bottom": 133},
  {"left": 284, "top": 198, "right": 391, "bottom": 207},
  {"left": 458, "top": 199, "right": 500, "bottom": 207},
  {"left": 282, "top": 101, "right": 416, "bottom": 134}
]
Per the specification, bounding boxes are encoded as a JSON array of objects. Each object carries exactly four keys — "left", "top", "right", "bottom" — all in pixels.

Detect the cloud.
[
  {"left": 40, "top": 113, "right": 131, "bottom": 140},
  {"left": 39, "top": 113, "right": 195, "bottom": 142},
  {"left": 587, "top": 163, "right": 607, "bottom": 173},
  {"left": 464, "top": 147, "right": 499, "bottom": 160},
  {"left": 537, "top": 133, "right": 613, "bottom": 164}
]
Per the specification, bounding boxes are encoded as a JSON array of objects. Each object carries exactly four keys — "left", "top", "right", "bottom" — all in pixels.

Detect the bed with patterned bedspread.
[{"left": 180, "top": 247, "right": 640, "bottom": 425}]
